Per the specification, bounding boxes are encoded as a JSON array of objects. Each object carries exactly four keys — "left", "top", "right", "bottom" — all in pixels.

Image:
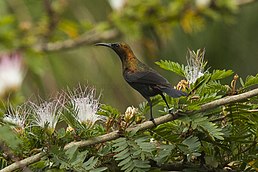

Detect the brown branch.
[
  {"left": 34, "top": 29, "right": 120, "bottom": 52},
  {"left": 2, "top": 87, "right": 258, "bottom": 172},
  {"left": 64, "top": 113, "right": 180, "bottom": 150},
  {"left": 0, "top": 152, "right": 45, "bottom": 172},
  {"left": 43, "top": 0, "right": 59, "bottom": 39},
  {"left": 200, "top": 88, "right": 258, "bottom": 111}
]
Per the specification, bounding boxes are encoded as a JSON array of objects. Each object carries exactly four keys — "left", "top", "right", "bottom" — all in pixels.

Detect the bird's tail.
[{"left": 159, "top": 86, "right": 187, "bottom": 98}]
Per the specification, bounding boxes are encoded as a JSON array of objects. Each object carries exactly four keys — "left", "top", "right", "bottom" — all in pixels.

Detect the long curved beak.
[{"left": 94, "top": 43, "right": 112, "bottom": 48}]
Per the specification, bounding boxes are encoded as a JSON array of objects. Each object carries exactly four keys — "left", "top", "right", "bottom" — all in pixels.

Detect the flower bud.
[{"left": 124, "top": 106, "right": 138, "bottom": 123}]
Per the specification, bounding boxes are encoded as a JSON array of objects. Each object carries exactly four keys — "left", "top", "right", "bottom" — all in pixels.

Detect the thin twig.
[
  {"left": 34, "top": 29, "right": 120, "bottom": 52},
  {"left": 2, "top": 88, "right": 258, "bottom": 172}
]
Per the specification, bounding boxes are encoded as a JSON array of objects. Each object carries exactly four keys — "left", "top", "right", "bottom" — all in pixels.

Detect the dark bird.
[{"left": 95, "top": 42, "right": 186, "bottom": 124}]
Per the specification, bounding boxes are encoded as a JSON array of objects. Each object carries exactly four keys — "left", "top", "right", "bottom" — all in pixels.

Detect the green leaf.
[
  {"left": 83, "top": 157, "right": 98, "bottom": 170},
  {"left": 113, "top": 142, "right": 128, "bottom": 152},
  {"left": 90, "top": 167, "right": 108, "bottom": 172},
  {"left": 124, "top": 163, "right": 134, "bottom": 172},
  {"left": 244, "top": 74, "right": 258, "bottom": 88},
  {"left": 113, "top": 137, "right": 127, "bottom": 147},
  {"left": 181, "top": 114, "right": 224, "bottom": 140},
  {"left": 240, "top": 77, "right": 245, "bottom": 87},
  {"left": 211, "top": 69, "right": 234, "bottom": 80},
  {"left": 114, "top": 148, "right": 130, "bottom": 159},
  {"left": 134, "top": 160, "right": 150, "bottom": 168},
  {"left": 0, "top": 125, "right": 22, "bottom": 150},
  {"left": 98, "top": 104, "right": 120, "bottom": 118},
  {"left": 71, "top": 150, "right": 88, "bottom": 166},
  {"left": 121, "top": 161, "right": 133, "bottom": 170},
  {"left": 155, "top": 60, "right": 185, "bottom": 77},
  {"left": 154, "top": 144, "right": 175, "bottom": 163},
  {"left": 65, "top": 145, "right": 79, "bottom": 160},
  {"left": 118, "top": 156, "right": 132, "bottom": 166},
  {"left": 182, "top": 136, "right": 201, "bottom": 153}
]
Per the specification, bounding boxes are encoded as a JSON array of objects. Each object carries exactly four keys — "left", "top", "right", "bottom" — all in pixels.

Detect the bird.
[{"left": 95, "top": 42, "right": 187, "bottom": 124}]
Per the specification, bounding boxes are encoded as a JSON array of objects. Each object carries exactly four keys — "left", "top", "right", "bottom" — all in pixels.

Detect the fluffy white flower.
[
  {"left": 185, "top": 48, "right": 207, "bottom": 84},
  {"left": 70, "top": 87, "right": 105, "bottom": 127},
  {"left": 0, "top": 52, "right": 24, "bottom": 96},
  {"left": 3, "top": 105, "right": 28, "bottom": 130},
  {"left": 31, "top": 101, "right": 60, "bottom": 133}
]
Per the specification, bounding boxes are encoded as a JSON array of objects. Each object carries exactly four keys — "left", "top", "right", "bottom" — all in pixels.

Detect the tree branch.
[
  {"left": 2, "top": 87, "right": 258, "bottom": 172},
  {"left": 43, "top": 0, "right": 59, "bottom": 39},
  {"left": 0, "top": 152, "right": 45, "bottom": 172},
  {"left": 200, "top": 88, "right": 258, "bottom": 111},
  {"left": 34, "top": 29, "right": 120, "bottom": 52}
]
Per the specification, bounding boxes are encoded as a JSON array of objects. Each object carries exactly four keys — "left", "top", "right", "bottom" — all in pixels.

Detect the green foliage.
[
  {"left": 211, "top": 69, "right": 234, "bottom": 80},
  {"left": 0, "top": 0, "right": 257, "bottom": 171},
  {"left": 0, "top": 41, "right": 258, "bottom": 171},
  {"left": 179, "top": 136, "right": 201, "bottom": 158},
  {"left": 155, "top": 60, "right": 185, "bottom": 77},
  {"left": 0, "top": 125, "right": 22, "bottom": 150},
  {"left": 0, "top": 156, "right": 8, "bottom": 169},
  {"left": 112, "top": 134, "right": 155, "bottom": 172},
  {"left": 49, "top": 145, "right": 107, "bottom": 172},
  {"left": 181, "top": 114, "right": 224, "bottom": 141},
  {"left": 243, "top": 74, "right": 258, "bottom": 88},
  {"left": 98, "top": 104, "right": 121, "bottom": 118}
]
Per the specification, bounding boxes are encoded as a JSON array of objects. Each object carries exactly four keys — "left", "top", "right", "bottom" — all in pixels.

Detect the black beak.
[{"left": 95, "top": 43, "right": 112, "bottom": 48}]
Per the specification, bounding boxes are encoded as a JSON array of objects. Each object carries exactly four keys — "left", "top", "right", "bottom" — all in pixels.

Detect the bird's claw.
[
  {"left": 149, "top": 118, "right": 157, "bottom": 127},
  {"left": 168, "top": 108, "right": 178, "bottom": 115}
]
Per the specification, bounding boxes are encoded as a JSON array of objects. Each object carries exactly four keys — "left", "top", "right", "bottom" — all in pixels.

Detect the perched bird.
[{"left": 95, "top": 42, "right": 186, "bottom": 124}]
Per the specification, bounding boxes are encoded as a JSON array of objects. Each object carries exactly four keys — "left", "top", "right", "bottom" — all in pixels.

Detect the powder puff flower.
[
  {"left": 185, "top": 48, "right": 207, "bottom": 84},
  {"left": 0, "top": 52, "right": 24, "bottom": 97},
  {"left": 3, "top": 105, "right": 28, "bottom": 133},
  {"left": 31, "top": 101, "right": 60, "bottom": 134},
  {"left": 68, "top": 86, "right": 106, "bottom": 127}
]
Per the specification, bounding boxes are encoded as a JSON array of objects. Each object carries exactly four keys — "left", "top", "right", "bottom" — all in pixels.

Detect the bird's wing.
[{"left": 124, "top": 70, "right": 170, "bottom": 86}]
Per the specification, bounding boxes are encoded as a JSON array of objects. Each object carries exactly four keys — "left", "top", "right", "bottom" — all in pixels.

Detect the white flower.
[
  {"left": 31, "top": 101, "right": 60, "bottom": 133},
  {"left": 3, "top": 105, "right": 28, "bottom": 130},
  {"left": 69, "top": 87, "right": 105, "bottom": 127},
  {"left": 0, "top": 52, "right": 24, "bottom": 97},
  {"left": 185, "top": 48, "right": 207, "bottom": 84}
]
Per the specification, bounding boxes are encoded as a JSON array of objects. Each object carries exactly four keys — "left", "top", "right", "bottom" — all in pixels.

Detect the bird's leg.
[
  {"left": 146, "top": 97, "right": 157, "bottom": 126},
  {"left": 160, "top": 93, "right": 170, "bottom": 109},
  {"left": 160, "top": 93, "right": 177, "bottom": 115}
]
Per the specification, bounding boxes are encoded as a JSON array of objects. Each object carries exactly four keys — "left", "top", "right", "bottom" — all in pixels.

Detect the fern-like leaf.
[
  {"left": 155, "top": 60, "right": 185, "bottom": 77},
  {"left": 181, "top": 114, "right": 224, "bottom": 140},
  {"left": 112, "top": 136, "right": 154, "bottom": 172},
  {"left": 211, "top": 69, "right": 234, "bottom": 80},
  {"left": 244, "top": 74, "right": 258, "bottom": 88}
]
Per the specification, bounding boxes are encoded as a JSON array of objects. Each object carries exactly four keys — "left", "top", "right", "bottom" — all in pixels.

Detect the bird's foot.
[
  {"left": 168, "top": 108, "right": 186, "bottom": 119},
  {"left": 149, "top": 118, "right": 157, "bottom": 127},
  {"left": 168, "top": 108, "right": 178, "bottom": 115}
]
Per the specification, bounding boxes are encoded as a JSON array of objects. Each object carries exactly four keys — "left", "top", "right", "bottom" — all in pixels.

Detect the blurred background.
[{"left": 0, "top": 0, "right": 257, "bottom": 111}]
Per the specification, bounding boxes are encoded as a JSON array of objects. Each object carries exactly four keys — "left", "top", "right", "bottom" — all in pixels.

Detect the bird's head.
[{"left": 95, "top": 42, "right": 134, "bottom": 61}]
